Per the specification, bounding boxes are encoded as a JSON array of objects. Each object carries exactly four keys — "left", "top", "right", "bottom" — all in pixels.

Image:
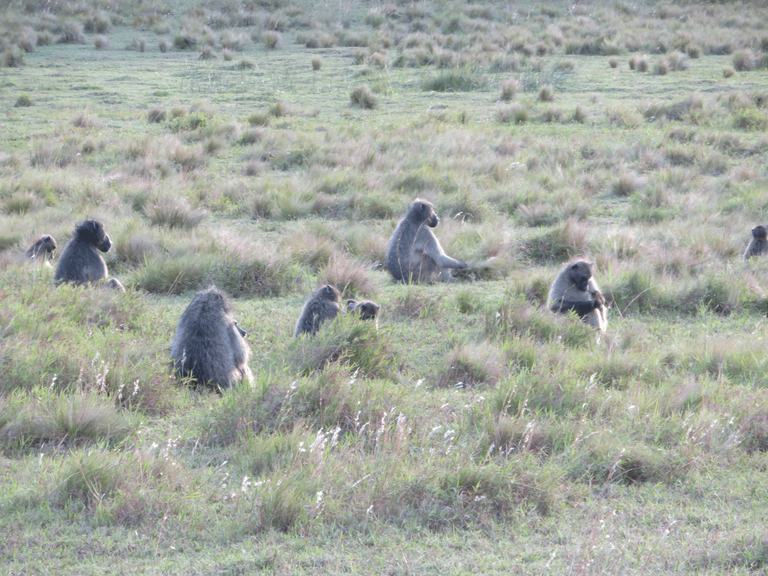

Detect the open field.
[{"left": 2, "top": 0, "right": 768, "bottom": 573}]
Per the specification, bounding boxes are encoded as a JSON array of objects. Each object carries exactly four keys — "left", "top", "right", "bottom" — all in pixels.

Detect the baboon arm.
[
  {"left": 228, "top": 327, "right": 247, "bottom": 364},
  {"left": 551, "top": 299, "right": 600, "bottom": 316},
  {"left": 436, "top": 254, "right": 469, "bottom": 269}
]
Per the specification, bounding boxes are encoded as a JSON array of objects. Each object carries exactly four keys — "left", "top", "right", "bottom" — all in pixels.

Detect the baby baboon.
[
  {"left": 170, "top": 286, "right": 253, "bottom": 390},
  {"left": 347, "top": 299, "right": 381, "bottom": 329},
  {"left": 744, "top": 225, "right": 768, "bottom": 260},
  {"left": 548, "top": 260, "right": 608, "bottom": 332},
  {"left": 386, "top": 198, "right": 469, "bottom": 283},
  {"left": 104, "top": 278, "right": 125, "bottom": 292},
  {"left": 54, "top": 219, "right": 112, "bottom": 285},
  {"left": 293, "top": 284, "right": 341, "bottom": 337},
  {"left": 346, "top": 299, "right": 381, "bottom": 321},
  {"left": 25, "top": 235, "right": 57, "bottom": 261}
]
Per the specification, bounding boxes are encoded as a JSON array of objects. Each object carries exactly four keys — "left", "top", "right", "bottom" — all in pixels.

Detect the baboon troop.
[
  {"left": 170, "top": 286, "right": 253, "bottom": 390},
  {"left": 548, "top": 260, "right": 608, "bottom": 332},
  {"left": 386, "top": 198, "right": 469, "bottom": 283},
  {"left": 54, "top": 219, "right": 114, "bottom": 286},
  {"left": 744, "top": 225, "right": 768, "bottom": 260},
  {"left": 294, "top": 284, "right": 341, "bottom": 337},
  {"left": 25, "top": 235, "right": 57, "bottom": 261}
]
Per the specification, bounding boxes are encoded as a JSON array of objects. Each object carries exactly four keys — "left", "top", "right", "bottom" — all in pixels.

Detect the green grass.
[{"left": 3, "top": 0, "right": 768, "bottom": 573}]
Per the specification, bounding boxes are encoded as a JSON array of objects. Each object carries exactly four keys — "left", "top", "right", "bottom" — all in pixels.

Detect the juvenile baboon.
[
  {"left": 347, "top": 299, "right": 381, "bottom": 329},
  {"left": 548, "top": 260, "right": 608, "bottom": 332},
  {"left": 386, "top": 198, "right": 469, "bottom": 283},
  {"left": 170, "top": 286, "right": 253, "bottom": 390},
  {"left": 104, "top": 278, "right": 125, "bottom": 292},
  {"left": 294, "top": 284, "right": 341, "bottom": 337},
  {"left": 54, "top": 219, "right": 112, "bottom": 285},
  {"left": 346, "top": 299, "right": 381, "bottom": 321},
  {"left": 744, "top": 225, "right": 768, "bottom": 260},
  {"left": 25, "top": 235, "right": 57, "bottom": 261}
]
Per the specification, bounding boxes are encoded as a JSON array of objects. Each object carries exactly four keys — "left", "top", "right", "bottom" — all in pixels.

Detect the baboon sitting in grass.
[
  {"left": 54, "top": 220, "right": 113, "bottom": 285},
  {"left": 170, "top": 286, "right": 253, "bottom": 390},
  {"left": 744, "top": 225, "right": 768, "bottom": 260},
  {"left": 294, "top": 284, "right": 341, "bottom": 337},
  {"left": 347, "top": 299, "right": 381, "bottom": 328},
  {"left": 25, "top": 235, "right": 57, "bottom": 261},
  {"left": 386, "top": 198, "right": 469, "bottom": 283},
  {"left": 548, "top": 260, "right": 608, "bottom": 332}
]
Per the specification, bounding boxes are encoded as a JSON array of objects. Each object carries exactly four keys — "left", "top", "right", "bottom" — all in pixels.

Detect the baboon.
[
  {"left": 548, "top": 260, "right": 608, "bottom": 332},
  {"left": 104, "top": 278, "right": 125, "bottom": 292},
  {"left": 54, "top": 219, "right": 112, "bottom": 285},
  {"left": 170, "top": 286, "right": 252, "bottom": 390},
  {"left": 294, "top": 284, "right": 341, "bottom": 337},
  {"left": 744, "top": 225, "right": 768, "bottom": 260},
  {"left": 25, "top": 235, "right": 57, "bottom": 261},
  {"left": 386, "top": 198, "right": 469, "bottom": 283},
  {"left": 347, "top": 299, "right": 381, "bottom": 329}
]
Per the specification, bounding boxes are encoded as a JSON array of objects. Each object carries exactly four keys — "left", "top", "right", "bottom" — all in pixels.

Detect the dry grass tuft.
[
  {"left": 144, "top": 195, "right": 206, "bottom": 229},
  {"left": 538, "top": 85, "right": 555, "bottom": 102},
  {"left": 321, "top": 252, "right": 378, "bottom": 297},
  {"left": 350, "top": 85, "right": 378, "bottom": 109}
]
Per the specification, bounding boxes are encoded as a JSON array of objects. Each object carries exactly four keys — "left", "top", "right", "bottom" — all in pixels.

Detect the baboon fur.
[
  {"left": 294, "top": 284, "right": 341, "bottom": 337},
  {"left": 548, "top": 260, "right": 608, "bottom": 332},
  {"left": 54, "top": 219, "right": 112, "bottom": 285},
  {"left": 347, "top": 299, "right": 381, "bottom": 329},
  {"left": 744, "top": 225, "right": 768, "bottom": 260},
  {"left": 170, "top": 286, "right": 253, "bottom": 390},
  {"left": 25, "top": 235, "right": 57, "bottom": 261},
  {"left": 104, "top": 278, "right": 125, "bottom": 292},
  {"left": 386, "top": 198, "right": 469, "bottom": 283},
  {"left": 346, "top": 299, "right": 381, "bottom": 321}
]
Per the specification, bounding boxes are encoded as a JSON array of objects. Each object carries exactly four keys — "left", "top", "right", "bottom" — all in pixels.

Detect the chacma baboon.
[
  {"left": 386, "top": 198, "right": 469, "bottom": 283},
  {"left": 294, "top": 284, "right": 341, "bottom": 337},
  {"left": 347, "top": 299, "right": 381, "bottom": 329},
  {"left": 170, "top": 286, "right": 253, "bottom": 390},
  {"left": 25, "top": 235, "right": 57, "bottom": 261},
  {"left": 104, "top": 278, "right": 125, "bottom": 292},
  {"left": 54, "top": 219, "right": 112, "bottom": 285},
  {"left": 548, "top": 260, "right": 608, "bottom": 332},
  {"left": 744, "top": 225, "right": 768, "bottom": 260}
]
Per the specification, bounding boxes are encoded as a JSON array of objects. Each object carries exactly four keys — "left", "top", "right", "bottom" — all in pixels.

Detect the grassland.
[{"left": 2, "top": 0, "right": 768, "bottom": 573}]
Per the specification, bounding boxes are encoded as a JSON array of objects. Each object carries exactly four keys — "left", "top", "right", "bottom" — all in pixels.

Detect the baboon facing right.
[
  {"left": 744, "top": 225, "right": 768, "bottom": 260},
  {"left": 386, "top": 198, "right": 469, "bottom": 283},
  {"left": 548, "top": 260, "right": 608, "bottom": 332},
  {"left": 54, "top": 219, "right": 113, "bottom": 285},
  {"left": 170, "top": 286, "right": 253, "bottom": 390},
  {"left": 25, "top": 235, "right": 57, "bottom": 261}
]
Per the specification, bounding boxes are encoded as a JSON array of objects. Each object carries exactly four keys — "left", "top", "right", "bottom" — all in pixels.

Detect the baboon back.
[
  {"left": 294, "top": 285, "right": 341, "bottom": 337},
  {"left": 744, "top": 225, "right": 768, "bottom": 260}
]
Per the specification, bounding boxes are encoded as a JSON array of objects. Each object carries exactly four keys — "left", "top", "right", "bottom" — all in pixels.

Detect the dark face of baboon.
[
  {"left": 753, "top": 225, "right": 767, "bottom": 240},
  {"left": 76, "top": 219, "right": 112, "bottom": 253},
  {"left": 410, "top": 200, "right": 440, "bottom": 228},
  {"left": 566, "top": 261, "right": 593, "bottom": 292}
]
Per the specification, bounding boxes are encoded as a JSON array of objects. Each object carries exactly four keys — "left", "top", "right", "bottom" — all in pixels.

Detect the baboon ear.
[{"left": 325, "top": 285, "right": 333, "bottom": 294}]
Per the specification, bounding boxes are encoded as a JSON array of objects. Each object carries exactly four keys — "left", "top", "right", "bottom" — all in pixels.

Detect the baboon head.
[
  {"left": 408, "top": 199, "right": 440, "bottom": 228},
  {"left": 347, "top": 299, "right": 381, "bottom": 320},
  {"left": 29, "top": 235, "right": 57, "bottom": 259},
  {"left": 752, "top": 225, "right": 767, "bottom": 240},
  {"left": 319, "top": 284, "right": 341, "bottom": 303},
  {"left": 76, "top": 219, "right": 112, "bottom": 253},
  {"left": 566, "top": 261, "right": 594, "bottom": 292}
]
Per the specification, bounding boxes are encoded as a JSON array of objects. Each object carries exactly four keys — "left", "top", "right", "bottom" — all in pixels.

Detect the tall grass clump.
[
  {"left": 261, "top": 31, "right": 281, "bottom": 49},
  {"left": 500, "top": 79, "right": 519, "bottom": 101},
  {"left": 144, "top": 195, "right": 206, "bottom": 229},
  {"left": 350, "top": 85, "right": 378, "bottom": 109},
  {"left": 422, "top": 69, "right": 484, "bottom": 92},
  {"left": 288, "top": 317, "right": 393, "bottom": 377}
]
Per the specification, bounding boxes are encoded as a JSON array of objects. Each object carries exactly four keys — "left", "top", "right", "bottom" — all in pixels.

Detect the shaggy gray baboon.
[
  {"left": 170, "top": 286, "right": 253, "bottom": 390},
  {"left": 548, "top": 260, "right": 608, "bottom": 332},
  {"left": 294, "top": 284, "right": 341, "bottom": 337},
  {"left": 744, "top": 225, "right": 768, "bottom": 260},
  {"left": 25, "top": 235, "right": 57, "bottom": 261},
  {"left": 54, "top": 219, "right": 113, "bottom": 285},
  {"left": 385, "top": 198, "right": 469, "bottom": 282}
]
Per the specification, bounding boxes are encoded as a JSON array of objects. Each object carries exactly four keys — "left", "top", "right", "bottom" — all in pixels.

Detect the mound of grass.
[{"left": 421, "top": 69, "right": 485, "bottom": 92}]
